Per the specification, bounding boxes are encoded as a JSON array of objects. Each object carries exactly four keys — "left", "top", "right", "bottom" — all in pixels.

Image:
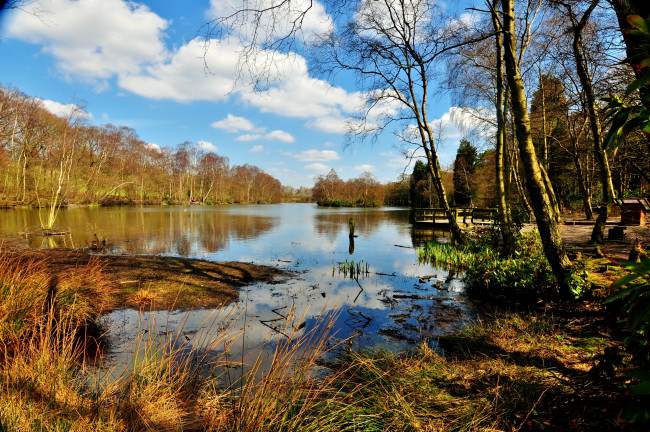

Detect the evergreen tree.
[{"left": 453, "top": 139, "right": 478, "bottom": 207}]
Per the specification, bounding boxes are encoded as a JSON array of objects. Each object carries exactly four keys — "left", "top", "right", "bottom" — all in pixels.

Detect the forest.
[
  {"left": 3, "top": 0, "right": 650, "bottom": 430},
  {"left": 0, "top": 85, "right": 284, "bottom": 214}
]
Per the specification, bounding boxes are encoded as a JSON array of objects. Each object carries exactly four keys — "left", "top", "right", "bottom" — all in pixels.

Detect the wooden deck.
[{"left": 412, "top": 208, "right": 497, "bottom": 226}]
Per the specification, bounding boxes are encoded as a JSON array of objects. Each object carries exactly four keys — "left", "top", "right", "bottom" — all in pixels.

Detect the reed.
[
  {"left": 416, "top": 242, "right": 483, "bottom": 269},
  {"left": 335, "top": 259, "right": 371, "bottom": 279},
  {"left": 0, "top": 247, "right": 604, "bottom": 431}
]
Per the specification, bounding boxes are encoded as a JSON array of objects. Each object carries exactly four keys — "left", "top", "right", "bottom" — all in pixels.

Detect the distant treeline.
[
  {"left": 311, "top": 169, "right": 386, "bottom": 207},
  {"left": 0, "top": 85, "right": 282, "bottom": 206}
]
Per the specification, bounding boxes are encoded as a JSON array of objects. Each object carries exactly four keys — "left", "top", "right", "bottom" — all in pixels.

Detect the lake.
[{"left": 1, "top": 203, "right": 475, "bottom": 374}]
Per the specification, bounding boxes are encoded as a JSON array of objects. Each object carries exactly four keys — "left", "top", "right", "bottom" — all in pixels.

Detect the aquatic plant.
[
  {"left": 335, "top": 259, "right": 371, "bottom": 279},
  {"left": 416, "top": 242, "right": 483, "bottom": 269},
  {"left": 417, "top": 232, "right": 559, "bottom": 300}
]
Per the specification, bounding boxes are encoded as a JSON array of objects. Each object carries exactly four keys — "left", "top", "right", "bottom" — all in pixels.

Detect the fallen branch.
[{"left": 392, "top": 294, "right": 456, "bottom": 301}]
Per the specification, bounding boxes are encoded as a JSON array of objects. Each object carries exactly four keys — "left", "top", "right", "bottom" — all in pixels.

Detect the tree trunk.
[
  {"left": 573, "top": 154, "right": 594, "bottom": 219},
  {"left": 502, "top": 0, "right": 572, "bottom": 294},
  {"left": 509, "top": 112, "right": 533, "bottom": 216},
  {"left": 492, "top": 0, "right": 516, "bottom": 255},
  {"left": 563, "top": 0, "right": 616, "bottom": 243}
]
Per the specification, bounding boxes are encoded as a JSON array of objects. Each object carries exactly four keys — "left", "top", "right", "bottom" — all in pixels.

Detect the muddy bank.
[{"left": 6, "top": 247, "right": 293, "bottom": 310}]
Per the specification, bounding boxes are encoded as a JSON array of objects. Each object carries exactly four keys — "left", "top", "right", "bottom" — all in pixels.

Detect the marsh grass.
[
  {"left": 335, "top": 259, "right": 370, "bottom": 279},
  {"left": 0, "top": 248, "right": 630, "bottom": 431},
  {"left": 417, "top": 242, "right": 482, "bottom": 269},
  {"left": 131, "top": 286, "right": 161, "bottom": 308},
  {"left": 327, "top": 312, "right": 626, "bottom": 431},
  {"left": 0, "top": 247, "right": 356, "bottom": 431},
  {"left": 0, "top": 248, "right": 113, "bottom": 359},
  {"left": 417, "top": 232, "right": 559, "bottom": 300}
]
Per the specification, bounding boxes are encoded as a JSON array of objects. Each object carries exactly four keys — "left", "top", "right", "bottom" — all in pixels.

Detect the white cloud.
[
  {"left": 7, "top": 0, "right": 168, "bottom": 84},
  {"left": 211, "top": 114, "right": 255, "bottom": 132},
  {"left": 354, "top": 164, "right": 374, "bottom": 172},
  {"left": 6, "top": 0, "right": 365, "bottom": 134},
  {"left": 323, "top": 141, "right": 338, "bottom": 148},
  {"left": 429, "top": 106, "right": 494, "bottom": 140},
  {"left": 197, "top": 140, "right": 218, "bottom": 152},
  {"left": 38, "top": 99, "right": 93, "bottom": 119},
  {"left": 289, "top": 149, "right": 341, "bottom": 162},
  {"left": 235, "top": 130, "right": 294, "bottom": 142},
  {"left": 236, "top": 134, "right": 263, "bottom": 142},
  {"left": 212, "top": 116, "right": 293, "bottom": 142},
  {"left": 306, "top": 116, "right": 348, "bottom": 133},
  {"left": 265, "top": 130, "right": 294, "bottom": 142},
  {"left": 119, "top": 38, "right": 238, "bottom": 103},
  {"left": 304, "top": 163, "right": 330, "bottom": 174},
  {"left": 379, "top": 151, "right": 408, "bottom": 168},
  {"left": 250, "top": 145, "right": 264, "bottom": 152},
  {"left": 242, "top": 76, "right": 363, "bottom": 119}
]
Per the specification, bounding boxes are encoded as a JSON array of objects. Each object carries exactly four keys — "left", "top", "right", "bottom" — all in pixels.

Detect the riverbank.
[
  {"left": 0, "top": 237, "right": 646, "bottom": 429},
  {"left": 2, "top": 247, "right": 292, "bottom": 310}
]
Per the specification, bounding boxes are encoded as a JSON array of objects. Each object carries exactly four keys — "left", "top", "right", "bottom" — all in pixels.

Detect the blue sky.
[{"left": 0, "top": 0, "right": 480, "bottom": 188}]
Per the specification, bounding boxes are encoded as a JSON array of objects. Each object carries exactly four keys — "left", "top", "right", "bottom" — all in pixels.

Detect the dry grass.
[
  {"left": 130, "top": 286, "right": 161, "bottom": 308},
  {"left": 0, "top": 249, "right": 350, "bottom": 431},
  {"left": 0, "top": 248, "right": 113, "bottom": 358},
  {"left": 323, "top": 311, "right": 632, "bottom": 431},
  {"left": 0, "top": 247, "right": 638, "bottom": 431}
]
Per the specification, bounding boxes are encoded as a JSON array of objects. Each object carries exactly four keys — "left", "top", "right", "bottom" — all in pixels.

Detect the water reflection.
[
  {"left": 1, "top": 206, "right": 276, "bottom": 256},
  {"left": 313, "top": 208, "right": 411, "bottom": 242},
  {"left": 1, "top": 204, "right": 475, "bottom": 376}
]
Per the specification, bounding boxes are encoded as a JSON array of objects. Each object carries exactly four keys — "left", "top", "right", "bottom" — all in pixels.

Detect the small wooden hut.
[{"left": 616, "top": 198, "right": 650, "bottom": 226}]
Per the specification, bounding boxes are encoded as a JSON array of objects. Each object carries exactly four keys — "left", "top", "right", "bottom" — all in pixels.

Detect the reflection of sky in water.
[{"left": 2, "top": 204, "right": 475, "bottom": 374}]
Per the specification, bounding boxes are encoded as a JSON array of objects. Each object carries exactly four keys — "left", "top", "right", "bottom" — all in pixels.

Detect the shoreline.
[{"left": 4, "top": 247, "right": 294, "bottom": 311}]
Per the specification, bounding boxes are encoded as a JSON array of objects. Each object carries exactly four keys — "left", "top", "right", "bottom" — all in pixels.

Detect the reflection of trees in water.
[
  {"left": 410, "top": 227, "right": 452, "bottom": 249},
  {"left": 313, "top": 209, "right": 410, "bottom": 242},
  {"left": 119, "top": 211, "right": 276, "bottom": 255},
  {"left": 4, "top": 208, "right": 276, "bottom": 255}
]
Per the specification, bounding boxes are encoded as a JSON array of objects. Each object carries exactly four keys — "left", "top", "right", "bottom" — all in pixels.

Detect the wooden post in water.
[{"left": 349, "top": 217, "right": 356, "bottom": 254}]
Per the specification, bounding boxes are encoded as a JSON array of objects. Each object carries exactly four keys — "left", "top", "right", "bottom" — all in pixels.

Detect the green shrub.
[
  {"left": 418, "top": 231, "right": 558, "bottom": 301},
  {"left": 605, "top": 255, "right": 650, "bottom": 422}
]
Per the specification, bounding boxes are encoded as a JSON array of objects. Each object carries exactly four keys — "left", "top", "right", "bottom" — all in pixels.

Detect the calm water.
[{"left": 1, "top": 204, "right": 475, "bottom": 374}]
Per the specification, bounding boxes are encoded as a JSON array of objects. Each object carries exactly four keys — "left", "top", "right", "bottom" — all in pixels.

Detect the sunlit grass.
[{"left": 0, "top": 247, "right": 626, "bottom": 431}]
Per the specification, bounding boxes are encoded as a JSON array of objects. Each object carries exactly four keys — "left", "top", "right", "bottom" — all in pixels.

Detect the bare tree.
[
  {"left": 498, "top": 0, "right": 572, "bottom": 294},
  {"left": 207, "top": 0, "right": 498, "bottom": 244},
  {"left": 549, "top": 0, "right": 616, "bottom": 244},
  {"left": 313, "top": 0, "right": 482, "bottom": 244},
  {"left": 35, "top": 104, "right": 83, "bottom": 230}
]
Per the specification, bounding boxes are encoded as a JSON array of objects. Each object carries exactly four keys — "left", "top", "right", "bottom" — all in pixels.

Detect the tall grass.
[
  {"left": 0, "top": 247, "right": 602, "bottom": 431},
  {"left": 417, "top": 242, "right": 484, "bottom": 269},
  {"left": 0, "top": 248, "right": 358, "bottom": 431},
  {"left": 0, "top": 248, "right": 113, "bottom": 358}
]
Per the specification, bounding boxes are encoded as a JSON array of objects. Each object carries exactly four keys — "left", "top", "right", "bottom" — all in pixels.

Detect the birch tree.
[
  {"left": 315, "top": 0, "right": 481, "bottom": 243},
  {"left": 499, "top": 0, "right": 573, "bottom": 294}
]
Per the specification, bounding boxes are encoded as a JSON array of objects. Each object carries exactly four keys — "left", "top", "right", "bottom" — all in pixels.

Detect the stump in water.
[
  {"left": 349, "top": 236, "right": 355, "bottom": 255},
  {"left": 349, "top": 217, "right": 355, "bottom": 238}
]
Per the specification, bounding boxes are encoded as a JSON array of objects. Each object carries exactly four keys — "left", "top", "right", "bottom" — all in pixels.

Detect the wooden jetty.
[{"left": 412, "top": 207, "right": 497, "bottom": 226}]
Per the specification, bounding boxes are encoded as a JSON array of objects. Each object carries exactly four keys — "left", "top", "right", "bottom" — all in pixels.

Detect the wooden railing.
[{"left": 412, "top": 208, "right": 497, "bottom": 225}]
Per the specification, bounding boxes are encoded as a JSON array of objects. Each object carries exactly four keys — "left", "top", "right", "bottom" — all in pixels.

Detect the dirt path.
[{"left": 522, "top": 219, "right": 650, "bottom": 262}]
